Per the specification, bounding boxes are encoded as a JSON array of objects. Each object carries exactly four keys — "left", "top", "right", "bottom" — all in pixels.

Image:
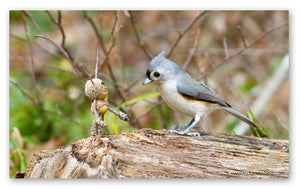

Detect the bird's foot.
[
  {"left": 172, "top": 125, "right": 203, "bottom": 131},
  {"left": 172, "top": 125, "right": 188, "bottom": 130},
  {"left": 168, "top": 130, "right": 201, "bottom": 137}
]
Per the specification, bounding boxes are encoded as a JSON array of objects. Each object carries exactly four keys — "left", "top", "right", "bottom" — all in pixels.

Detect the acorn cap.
[
  {"left": 96, "top": 100, "right": 109, "bottom": 115},
  {"left": 96, "top": 83, "right": 108, "bottom": 100},
  {"left": 85, "top": 79, "right": 102, "bottom": 99}
]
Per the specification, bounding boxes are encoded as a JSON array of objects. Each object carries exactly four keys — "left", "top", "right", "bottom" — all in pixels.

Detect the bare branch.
[
  {"left": 45, "top": 11, "right": 74, "bottom": 62},
  {"left": 9, "top": 80, "right": 35, "bottom": 104},
  {"left": 272, "top": 111, "right": 289, "bottom": 131},
  {"left": 83, "top": 11, "right": 127, "bottom": 102},
  {"left": 98, "top": 39, "right": 115, "bottom": 74},
  {"left": 10, "top": 80, "right": 81, "bottom": 125},
  {"left": 108, "top": 107, "right": 129, "bottom": 121},
  {"left": 222, "top": 37, "right": 230, "bottom": 58},
  {"left": 35, "top": 34, "right": 87, "bottom": 82},
  {"left": 83, "top": 11, "right": 106, "bottom": 54},
  {"left": 131, "top": 100, "right": 163, "bottom": 124},
  {"left": 21, "top": 12, "right": 42, "bottom": 109},
  {"left": 128, "top": 11, "right": 153, "bottom": 60},
  {"left": 42, "top": 109, "right": 81, "bottom": 125},
  {"left": 22, "top": 11, "right": 44, "bottom": 34},
  {"left": 201, "top": 22, "right": 289, "bottom": 79},
  {"left": 236, "top": 25, "right": 248, "bottom": 48},
  {"left": 167, "top": 11, "right": 207, "bottom": 58},
  {"left": 83, "top": 11, "right": 115, "bottom": 75},
  {"left": 83, "top": 11, "right": 141, "bottom": 128},
  {"left": 182, "top": 28, "right": 201, "bottom": 70},
  {"left": 95, "top": 48, "right": 100, "bottom": 79},
  {"left": 196, "top": 47, "right": 287, "bottom": 56},
  {"left": 45, "top": 11, "right": 93, "bottom": 81}
]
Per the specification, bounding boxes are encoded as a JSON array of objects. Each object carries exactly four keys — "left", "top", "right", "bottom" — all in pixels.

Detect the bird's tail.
[{"left": 219, "top": 106, "right": 259, "bottom": 129}]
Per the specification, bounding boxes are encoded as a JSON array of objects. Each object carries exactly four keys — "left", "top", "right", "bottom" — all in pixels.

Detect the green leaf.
[
  {"left": 249, "top": 109, "right": 257, "bottom": 124},
  {"left": 118, "top": 92, "right": 160, "bottom": 109},
  {"left": 246, "top": 111, "right": 258, "bottom": 137},
  {"left": 16, "top": 149, "right": 26, "bottom": 172},
  {"left": 261, "top": 125, "right": 270, "bottom": 138},
  {"left": 227, "top": 120, "right": 238, "bottom": 133},
  {"left": 257, "top": 128, "right": 267, "bottom": 138},
  {"left": 246, "top": 110, "right": 270, "bottom": 138},
  {"left": 241, "top": 79, "right": 256, "bottom": 92},
  {"left": 250, "top": 125, "right": 258, "bottom": 137},
  {"left": 112, "top": 114, "right": 119, "bottom": 135}
]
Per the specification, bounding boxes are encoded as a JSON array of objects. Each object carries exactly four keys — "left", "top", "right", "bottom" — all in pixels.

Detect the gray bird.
[{"left": 143, "top": 51, "right": 259, "bottom": 136}]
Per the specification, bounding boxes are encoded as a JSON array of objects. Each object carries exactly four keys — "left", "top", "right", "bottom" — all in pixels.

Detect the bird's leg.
[
  {"left": 169, "top": 114, "right": 202, "bottom": 136},
  {"left": 172, "top": 118, "right": 195, "bottom": 130}
]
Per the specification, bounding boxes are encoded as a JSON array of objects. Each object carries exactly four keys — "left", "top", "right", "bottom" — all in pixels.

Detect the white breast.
[{"left": 158, "top": 80, "right": 217, "bottom": 118}]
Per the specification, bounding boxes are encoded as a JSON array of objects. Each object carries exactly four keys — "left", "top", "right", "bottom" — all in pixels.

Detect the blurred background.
[{"left": 9, "top": 10, "right": 289, "bottom": 177}]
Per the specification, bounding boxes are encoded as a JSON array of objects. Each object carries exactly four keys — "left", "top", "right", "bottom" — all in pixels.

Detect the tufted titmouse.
[{"left": 142, "top": 51, "right": 259, "bottom": 136}]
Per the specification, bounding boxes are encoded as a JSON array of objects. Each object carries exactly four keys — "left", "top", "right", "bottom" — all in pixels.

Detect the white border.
[{"left": 2, "top": 0, "right": 298, "bottom": 188}]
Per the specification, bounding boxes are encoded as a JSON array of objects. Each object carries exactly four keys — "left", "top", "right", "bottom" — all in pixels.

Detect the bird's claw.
[
  {"left": 168, "top": 130, "right": 201, "bottom": 137},
  {"left": 172, "top": 125, "right": 203, "bottom": 131}
]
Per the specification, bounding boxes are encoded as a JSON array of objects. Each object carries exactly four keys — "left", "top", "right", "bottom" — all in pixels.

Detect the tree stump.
[{"left": 23, "top": 129, "right": 289, "bottom": 178}]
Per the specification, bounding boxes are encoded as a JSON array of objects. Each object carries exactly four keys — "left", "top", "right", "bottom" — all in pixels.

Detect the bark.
[{"left": 23, "top": 129, "right": 289, "bottom": 178}]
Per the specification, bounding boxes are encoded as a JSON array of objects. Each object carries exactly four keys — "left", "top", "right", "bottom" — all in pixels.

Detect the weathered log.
[{"left": 24, "top": 129, "right": 289, "bottom": 178}]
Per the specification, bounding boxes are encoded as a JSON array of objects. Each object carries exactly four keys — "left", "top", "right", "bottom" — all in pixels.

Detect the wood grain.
[{"left": 24, "top": 129, "right": 289, "bottom": 178}]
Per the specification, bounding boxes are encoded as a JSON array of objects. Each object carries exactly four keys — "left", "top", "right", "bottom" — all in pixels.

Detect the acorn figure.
[
  {"left": 85, "top": 77, "right": 128, "bottom": 136},
  {"left": 96, "top": 100, "right": 108, "bottom": 115},
  {"left": 85, "top": 78, "right": 103, "bottom": 100},
  {"left": 85, "top": 78, "right": 109, "bottom": 116},
  {"left": 97, "top": 83, "right": 108, "bottom": 100},
  {"left": 34, "top": 36, "right": 128, "bottom": 137},
  {"left": 84, "top": 49, "right": 129, "bottom": 136}
]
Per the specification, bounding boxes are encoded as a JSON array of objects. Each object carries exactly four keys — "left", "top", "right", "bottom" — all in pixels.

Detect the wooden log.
[{"left": 23, "top": 129, "right": 289, "bottom": 178}]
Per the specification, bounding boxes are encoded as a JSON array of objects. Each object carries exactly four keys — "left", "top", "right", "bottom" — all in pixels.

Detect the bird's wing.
[{"left": 176, "top": 75, "right": 231, "bottom": 107}]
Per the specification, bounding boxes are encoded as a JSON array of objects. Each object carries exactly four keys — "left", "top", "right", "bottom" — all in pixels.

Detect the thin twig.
[
  {"left": 205, "top": 52, "right": 241, "bottom": 104},
  {"left": 108, "top": 107, "right": 129, "bottom": 121},
  {"left": 22, "top": 11, "right": 44, "bottom": 34},
  {"left": 84, "top": 11, "right": 139, "bottom": 127},
  {"left": 167, "top": 11, "right": 207, "bottom": 58},
  {"left": 10, "top": 33, "right": 65, "bottom": 59},
  {"left": 98, "top": 42, "right": 115, "bottom": 74},
  {"left": 11, "top": 54, "right": 81, "bottom": 78},
  {"left": 182, "top": 28, "right": 201, "bottom": 70},
  {"left": 43, "top": 109, "right": 81, "bottom": 125},
  {"left": 83, "top": 11, "right": 106, "bottom": 54},
  {"left": 10, "top": 80, "right": 81, "bottom": 125},
  {"left": 196, "top": 47, "right": 287, "bottom": 56},
  {"left": 271, "top": 111, "right": 289, "bottom": 131},
  {"left": 9, "top": 80, "right": 36, "bottom": 104},
  {"left": 83, "top": 11, "right": 126, "bottom": 103},
  {"left": 128, "top": 11, "right": 152, "bottom": 60},
  {"left": 45, "top": 11, "right": 92, "bottom": 81},
  {"left": 21, "top": 12, "right": 42, "bottom": 110},
  {"left": 35, "top": 34, "right": 87, "bottom": 82},
  {"left": 131, "top": 100, "right": 163, "bottom": 124},
  {"left": 233, "top": 54, "right": 289, "bottom": 135},
  {"left": 201, "top": 22, "right": 289, "bottom": 80},
  {"left": 45, "top": 11, "right": 74, "bottom": 62},
  {"left": 222, "top": 37, "right": 230, "bottom": 58},
  {"left": 95, "top": 48, "right": 100, "bottom": 79},
  {"left": 236, "top": 25, "right": 248, "bottom": 48}
]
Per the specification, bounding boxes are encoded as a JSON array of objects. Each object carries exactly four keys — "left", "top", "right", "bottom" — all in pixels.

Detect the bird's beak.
[{"left": 142, "top": 77, "right": 153, "bottom": 85}]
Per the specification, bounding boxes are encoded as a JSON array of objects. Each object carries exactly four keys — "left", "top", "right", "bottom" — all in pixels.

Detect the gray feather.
[
  {"left": 176, "top": 74, "right": 231, "bottom": 107},
  {"left": 219, "top": 106, "right": 259, "bottom": 129}
]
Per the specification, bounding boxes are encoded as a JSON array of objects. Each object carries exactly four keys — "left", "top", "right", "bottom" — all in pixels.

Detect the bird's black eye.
[
  {"left": 146, "top": 70, "right": 151, "bottom": 78},
  {"left": 153, "top": 72, "right": 160, "bottom": 78}
]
